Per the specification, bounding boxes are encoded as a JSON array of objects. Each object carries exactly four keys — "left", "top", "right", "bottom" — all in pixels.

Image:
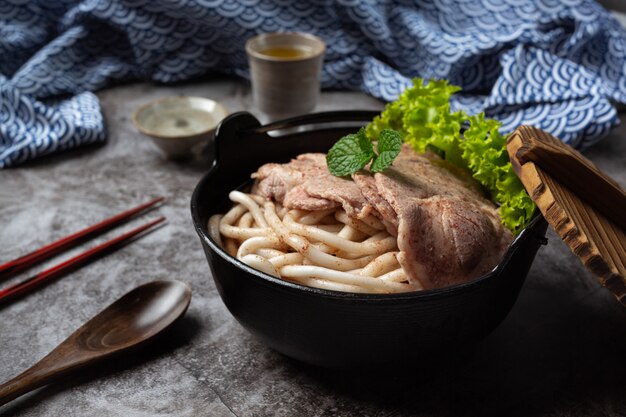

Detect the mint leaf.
[
  {"left": 371, "top": 129, "right": 402, "bottom": 173},
  {"left": 326, "top": 128, "right": 375, "bottom": 176}
]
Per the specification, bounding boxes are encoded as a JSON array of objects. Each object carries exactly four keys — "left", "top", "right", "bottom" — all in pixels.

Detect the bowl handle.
[
  {"left": 248, "top": 110, "right": 380, "bottom": 134},
  {"left": 211, "top": 112, "right": 263, "bottom": 172},
  {"left": 211, "top": 110, "right": 381, "bottom": 173}
]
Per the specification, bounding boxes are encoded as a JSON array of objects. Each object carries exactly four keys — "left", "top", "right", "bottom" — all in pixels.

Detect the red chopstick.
[
  {"left": 0, "top": 216, "right": 166, "bottom": 305},
  {"left": 0, "top": 197, "right": 164, "bottom": 281}
]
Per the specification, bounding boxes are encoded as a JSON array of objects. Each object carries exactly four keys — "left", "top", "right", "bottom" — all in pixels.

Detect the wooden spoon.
[{"left": 0, "top": 280, "right": 192, "bottom": 406}]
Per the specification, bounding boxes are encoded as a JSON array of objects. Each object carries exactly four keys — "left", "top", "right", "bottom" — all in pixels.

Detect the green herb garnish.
[
  {"left": 326, "top": 78, "right": 535, "bottom": 235},
  {"left": 371, "top": 129, "right": 402, "bottom": 173},
  {"left": 326, "top": 128, "right": 402, "bottom": 176}
]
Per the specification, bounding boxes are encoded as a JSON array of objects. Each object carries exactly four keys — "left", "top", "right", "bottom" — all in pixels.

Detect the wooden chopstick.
[
  {"left": 0, "top": 216, "right": 166, "bottom": 305},
  {"left": 0, "top": 197, "right": 164, "bottom": 281}
]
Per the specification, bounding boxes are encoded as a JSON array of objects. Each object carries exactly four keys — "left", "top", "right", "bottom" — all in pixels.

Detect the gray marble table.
[{"left": 1, "top": 78, "right": 625, "bottom": 417}]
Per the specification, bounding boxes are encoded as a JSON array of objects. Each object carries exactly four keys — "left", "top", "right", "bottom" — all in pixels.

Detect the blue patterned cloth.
[{"left": 1, "top": 0, "right": 625, "bottom": 167}]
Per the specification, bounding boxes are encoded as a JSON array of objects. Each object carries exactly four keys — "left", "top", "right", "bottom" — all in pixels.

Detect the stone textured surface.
[{"left": 1, "top": 78, "right": 626, "bottom": 417}]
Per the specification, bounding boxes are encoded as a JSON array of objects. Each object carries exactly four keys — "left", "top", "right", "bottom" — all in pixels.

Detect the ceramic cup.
[
  {"left": 246, "top": 32, "right": 326, "bottom": 120},
  {"left": 133, "top": 96, "right": 228, "bottom": 160}
]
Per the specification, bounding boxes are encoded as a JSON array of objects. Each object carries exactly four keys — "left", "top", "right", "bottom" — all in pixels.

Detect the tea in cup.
[{"left": 246, "top": 32, "right": 326, "bottom": 120}]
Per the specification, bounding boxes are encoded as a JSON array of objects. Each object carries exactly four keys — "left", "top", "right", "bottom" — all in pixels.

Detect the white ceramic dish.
[{"left": 133, "top": 96, "right": 228, "bottom": 159}]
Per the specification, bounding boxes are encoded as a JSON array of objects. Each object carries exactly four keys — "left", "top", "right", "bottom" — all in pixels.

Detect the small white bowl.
[{"left": 133, "top": 96, "right": 228, "bottom": 159}]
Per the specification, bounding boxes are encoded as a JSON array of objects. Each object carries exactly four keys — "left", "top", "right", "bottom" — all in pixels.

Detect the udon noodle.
[{"left": 209, "top": 191, "right": 423, "bottom": 293}]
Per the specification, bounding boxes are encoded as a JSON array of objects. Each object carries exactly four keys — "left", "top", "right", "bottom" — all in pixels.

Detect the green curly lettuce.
[
  {"left": 366, "top": 78, "right": 535, "bottom": 234},
  {"left": 367, "top": 79, "right": 466, "bottom": 168},
  {"left": 462, "top": 114, "right": 535, "bottom": 234}
]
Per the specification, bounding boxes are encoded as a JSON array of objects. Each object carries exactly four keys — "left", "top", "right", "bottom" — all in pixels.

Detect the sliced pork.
[
  {"left": 352, "top": 172, "right": 398, "bottom": 234},
  {"left": 396, "top": 196, "right": 512, "bottom": 289},
  {"left": 252, "top": 146, "right": 514, "bottom": 290},
  {"left": 253, "top": 153, "right": 375, "bottom": 218},
  {"left": 361, "top": 146, "right": 513, "bottom": 288}
]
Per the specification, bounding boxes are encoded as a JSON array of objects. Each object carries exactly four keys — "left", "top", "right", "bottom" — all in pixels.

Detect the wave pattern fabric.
[{"left": 1, "top": 0, "right": 625, "bottom": 167}]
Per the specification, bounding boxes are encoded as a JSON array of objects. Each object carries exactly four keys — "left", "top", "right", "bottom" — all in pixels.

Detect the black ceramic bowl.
[{"left": 191, "top": 111, "right": 548, "bottom": 368}]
